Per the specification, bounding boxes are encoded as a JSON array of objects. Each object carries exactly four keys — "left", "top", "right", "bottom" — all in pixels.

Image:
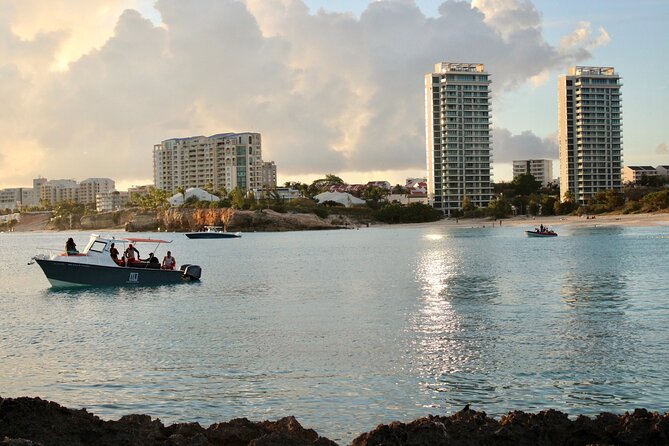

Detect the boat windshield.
[{"left": 87, "top": 240, "right": 108, "bottom": 253}]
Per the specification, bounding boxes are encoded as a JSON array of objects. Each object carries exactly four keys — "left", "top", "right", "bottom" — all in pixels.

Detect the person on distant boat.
[
  {"left": 109, "top": 242, "right": 121, "bottom": 265},
  {"left": 65, "top": 238, "right": 78, "bottom": 255},
  {"left": 125, "top": 244, "right": 140, "bottom": 264},
  {"left": 162, "top": 251, "right": 176, "bottom": 270}
]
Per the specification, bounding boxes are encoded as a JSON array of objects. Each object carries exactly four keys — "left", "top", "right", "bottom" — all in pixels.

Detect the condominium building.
[
  {"left": 78, "top": 178, "right": 116, "bottom": 204},
  {"left": 261, "top": 161, "right": 277, "bottom": 187},
  {"left": 425, "top": 62, "right": 493, "bottom": 215},
  {"left": 96, "top": 190, "right": 129, "bottom": 212},
  {"left": 622, "top": 166, "right": 657, "bottom": 184},
  {"left": 39, "top": 179, "right": 78, "bottom": 205},
  {"left": 153, "top": 132, "right": 263, "bottom": 193},
  {"left": 512, "top": 159, "right": 553, "bottom": 187},
  {"left": 558, "top": 66, "right": 623, "bottom": 204}
]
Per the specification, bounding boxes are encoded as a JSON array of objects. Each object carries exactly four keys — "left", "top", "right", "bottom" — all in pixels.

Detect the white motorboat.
[{"left": 31, "top": 234, "right": 202, "bottom": 287}]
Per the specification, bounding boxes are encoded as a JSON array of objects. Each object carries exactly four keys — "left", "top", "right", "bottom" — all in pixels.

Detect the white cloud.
[
  {"left": 492, "top": 128, "right": 558, "bottom": 163},
  {"left": 0, "top": 0, "right": 600, "bottom": 188}
]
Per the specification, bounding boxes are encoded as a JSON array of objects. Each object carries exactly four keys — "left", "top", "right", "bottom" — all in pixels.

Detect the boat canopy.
[{"left": 123, "top": 237, "right": 173, "bottom": 244}]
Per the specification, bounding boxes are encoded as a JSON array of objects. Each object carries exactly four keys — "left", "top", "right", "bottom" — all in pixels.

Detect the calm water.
[{"left": 1, "top": 224, "right": 669, "bottom": 443}]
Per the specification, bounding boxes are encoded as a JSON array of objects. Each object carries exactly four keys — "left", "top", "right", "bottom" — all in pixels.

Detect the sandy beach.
[{"left": 439, "top": 212, "right": 669, "bottom": 229}]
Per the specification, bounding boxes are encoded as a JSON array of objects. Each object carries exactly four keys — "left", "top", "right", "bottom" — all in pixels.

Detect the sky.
[{"left": 0, "top": 0, "right": 667, "bottom": 190}]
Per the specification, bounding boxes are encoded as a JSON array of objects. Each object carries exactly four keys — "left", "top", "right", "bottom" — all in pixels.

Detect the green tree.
[
  {"left": 230, "top": 187, "right": 245, "bottom": 209},
  {"left": 462, "top": 196, "right": 475, "bottom": 212},
  {"left": 486, "top": 196, "right": 512, "bottom": 218},
  {"left": 511, "top": 173, "right": 541, "bottom": 196}
]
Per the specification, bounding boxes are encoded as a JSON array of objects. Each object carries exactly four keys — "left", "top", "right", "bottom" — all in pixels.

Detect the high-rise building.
[
  {"left": 261, "top": 161, "right": 277, "bottom": 187},
  {"left": 512, "top": 159, "right": 553, "bottom": 187},
  {"left": 153, "top": 132, "right": 263, "bottom": 193},
  {"left": 425, "top": 62, "right": 493, "bottom": 215},
  {"left": 558, "top": 66, "right": 623, "bottom": 204}
]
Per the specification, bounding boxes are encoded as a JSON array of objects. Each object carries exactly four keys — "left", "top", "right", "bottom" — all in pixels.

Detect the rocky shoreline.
[
  {"left": 10, "top": 208, "right": 366, "bottom": 233},
  {"left": 1, "top": 397, "right": 668, "bottom": 446}
]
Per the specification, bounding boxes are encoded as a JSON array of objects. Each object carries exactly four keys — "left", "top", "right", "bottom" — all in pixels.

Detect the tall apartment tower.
[
  {"left": 425, "top": 62, "right": 493, "bottom": 215},
  {"left": 558, "top": 66, "right": 623, "bottom": 204},
  {"left": 153, "top": 132, "right": 263, "bottom": 193}
]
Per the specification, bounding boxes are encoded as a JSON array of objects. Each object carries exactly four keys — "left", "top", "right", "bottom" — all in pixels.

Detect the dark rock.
[
  {"left": 4, "top": 397, "right": 669, "bottom": 446},
  {"left": 0, "top": 397, "right": 336, "bottom": 446}
]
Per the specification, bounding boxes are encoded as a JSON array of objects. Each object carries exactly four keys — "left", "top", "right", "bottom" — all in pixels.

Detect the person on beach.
[
  {"left": 65, "top": 238, "right": 78, "bottom": 255},
  {"left": 162, "top": 251, "right": 176, "bottom": 270},
  {"left": 125, "top": 244, "right": 140, "bottom": 264}
]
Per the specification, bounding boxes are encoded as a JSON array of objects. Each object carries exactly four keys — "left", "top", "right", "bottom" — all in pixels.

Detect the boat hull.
[
  {"left": 525, "top": 231, "right": 558, "bottom": 237},
  {"left": 35, "top": 258, "right": 188, "bottom": 287},
  {"left": 185, "top": 232, "right": 240, "bottom": 239}
]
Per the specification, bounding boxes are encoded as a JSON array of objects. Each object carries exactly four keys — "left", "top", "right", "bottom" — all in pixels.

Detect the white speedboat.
[
  {"left": 31, "top": 234, "right": 201, "bottom": 287},
  {"left": 185, "top": 226, "right": 241, "bottom": 239}
]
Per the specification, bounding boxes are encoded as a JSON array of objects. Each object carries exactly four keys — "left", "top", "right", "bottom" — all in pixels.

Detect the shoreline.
[
  {"left": 7, "top": 211, "right": 669, "bottom": 233},
  {"left": 1, "top": 396, "right": 668, "bottom": 446}
]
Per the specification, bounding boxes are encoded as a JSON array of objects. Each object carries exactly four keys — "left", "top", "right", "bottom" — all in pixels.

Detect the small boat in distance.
[
  {"left": 525, "top": 224, "right": 558, "bottom": 237},
  {"left": 185, "top": 226, "right": 241, "bottom": 239},
  {"left": 31, "top": 234, "right": 202, "bottom": 287}
]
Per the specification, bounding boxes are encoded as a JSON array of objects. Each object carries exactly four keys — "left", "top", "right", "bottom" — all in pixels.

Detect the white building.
[
  {"left": 168, "top": 187, "right": 219, "bottom": 207},
  {"left": 559, "top": 66, "right": 623, "bottom": 204},
  {"left": 154, "top": 132, "right": 263, "bottom": 193},
  {"left": 40, "top": 179, "right": 78, "bottom": 205},
  {"left": 425, "top": 62, "right": 493, "bottom": 215},
  {"left": 622, "top": 166, "right": 657, "bottom": 184},
  {"left": 512, "top": 159, "right": 554, "bottom": 187},
  {"left": 78, "top": 178, "right": 115, "bottom": 204},
  {"left": 96, "top": 190, "right": 129, "bottom": 212},
  {"left": 251, "top": 186, "right": 301, "bottom": 202}
]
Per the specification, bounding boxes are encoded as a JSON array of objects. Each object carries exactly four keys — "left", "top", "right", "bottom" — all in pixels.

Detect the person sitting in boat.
[
  {"left": 65, "top": 238, "right": 78, "bottom": 255},
  {"left": 109, "top": 242, "right": 122, "bottom": 265},
  {"left": 143, "top": 252, "right": 160, "bottom": 266},
  {"left": 125, "top": 244, "right": 140, "bottom": 264},
  {"left": 162, "top": 251, "right": 176, "bottom": 270}
]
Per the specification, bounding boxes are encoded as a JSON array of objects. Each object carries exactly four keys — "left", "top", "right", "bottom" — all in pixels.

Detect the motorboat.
[
  {"left": 185, "top": 226, "right": 241, "bottom": 239},
  {"left": 31, "top": 234, "right": 202, "bottom": 287},
  {"left": 525, "top": 227, "right": 558, "bottom": 237}
]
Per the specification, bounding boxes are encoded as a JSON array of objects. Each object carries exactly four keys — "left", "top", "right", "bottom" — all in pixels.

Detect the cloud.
[
  {"left": 560, "top": 21, "right": 611, "bottom": 52},
  {"left": 492, "top": 128, "right": 557, "bottom": 163},
  {"left": 657, "top": 143, "right": 668, "bottom": 154},
  {"left": 0, "top": 0, "right": 601, "bottom": 188}
]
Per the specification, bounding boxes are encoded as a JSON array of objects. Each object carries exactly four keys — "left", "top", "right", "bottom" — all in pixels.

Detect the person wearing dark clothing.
[
  {"left": 109, "top": 243, "right": 121, "bottom": 265},
  {"left": 65, "top": 238, "right": 78, "bottom": 255}
]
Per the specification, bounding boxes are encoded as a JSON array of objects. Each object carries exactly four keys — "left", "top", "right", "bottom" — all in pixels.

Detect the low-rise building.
[
  {"left": 96, "top": 190, "right": 129, "bottom": 212},
  {"left": 251, "top": 186, "right": 301, "bottom": 202},
  {"left": 623, "top": 166, "right": 658, "bottom": 184},
  {"left": 656, "top": 165, "right": 669, "bottom": 177}
]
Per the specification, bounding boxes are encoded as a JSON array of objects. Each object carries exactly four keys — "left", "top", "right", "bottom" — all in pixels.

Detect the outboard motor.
[{"left": 180, "top": 264, "right": 202, "bottom": 281}]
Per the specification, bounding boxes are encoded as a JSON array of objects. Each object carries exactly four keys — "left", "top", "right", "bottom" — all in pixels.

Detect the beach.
[{"left": 440, "top": 212, "right": 669, "bottom": 229}]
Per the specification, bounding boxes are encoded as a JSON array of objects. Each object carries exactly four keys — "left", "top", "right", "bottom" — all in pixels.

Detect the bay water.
[{"left": 1, "top": 224, "right": 668, "bottom": 443}]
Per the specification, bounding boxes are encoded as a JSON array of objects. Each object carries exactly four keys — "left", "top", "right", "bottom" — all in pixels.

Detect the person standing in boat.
[
  {"left": 162, "top": 251, "right": 176, "bottom": 270},
  {"left": 125, "top": 243, "right": 140, "bottom": 264},
  {"left": 65, "top": 238, "right": 78, "bottom": 255}
]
